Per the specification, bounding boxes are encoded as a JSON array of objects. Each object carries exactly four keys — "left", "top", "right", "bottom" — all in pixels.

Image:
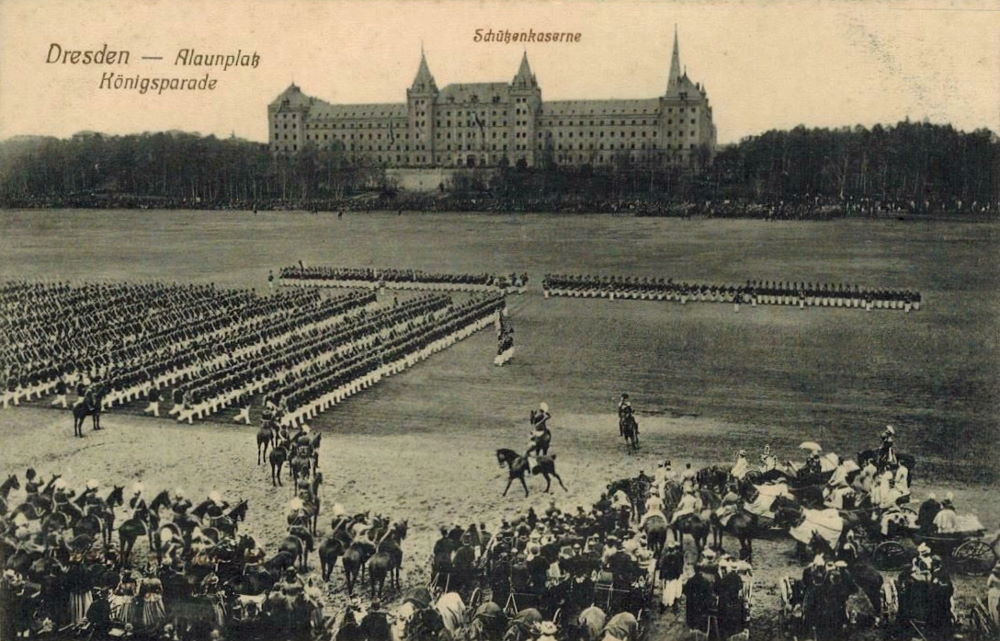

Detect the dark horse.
[
  {"left": 367, "top": 521, "right": 408, "bottom": 597},
  {"left": 709, "top": 481, "right": 762, "bottom": 562},
  {"left": 256, "top": 422, "right": 275, "bottom": 465},
  {"left": 73, "top": 385, "right": 106, "bottom": 437},
  {"left": 710, "top": 511, "right": 757, "bottom": 563},
  {"left": 857, "top": 449, "right": 916, "bottom": 484},
  {"left": 496, "top": 448, "right": 567, "bottom": 497},
  {"left": 620, "top": 414, "right": 639, "bottom": 451},
  {"left": 269, "top": 443, "right": 288, "bottom": 486}
]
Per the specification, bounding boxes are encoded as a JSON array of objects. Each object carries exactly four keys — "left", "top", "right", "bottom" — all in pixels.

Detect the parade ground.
[{"left": 1, "top": 209, "right": 998, "bottom": 638}]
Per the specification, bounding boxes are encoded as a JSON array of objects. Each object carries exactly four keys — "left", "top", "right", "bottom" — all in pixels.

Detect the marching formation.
[
  {"left": 0, "top": 280, "right": 506, "bottom": 432},
  {"left": 279, "top": 266, "right": 529, "bottom": 294},
  {"left": 541, "top": 275, "right": 922, "bottom": 311}
]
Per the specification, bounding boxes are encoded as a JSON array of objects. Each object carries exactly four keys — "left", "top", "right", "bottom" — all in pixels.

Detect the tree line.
[{"left": 0, "top": 121, "right": 996, "bottom": 211}]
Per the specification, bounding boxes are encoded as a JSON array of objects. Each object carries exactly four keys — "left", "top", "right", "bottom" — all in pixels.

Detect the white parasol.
[{"left": 799, "top": 441, "right": 822, "bottom": 452}]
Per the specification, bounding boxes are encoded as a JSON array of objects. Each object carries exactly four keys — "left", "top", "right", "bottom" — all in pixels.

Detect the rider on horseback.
[
  {"left": 170, "top": 489, "right": 192, "bottom": 523},
  {"left": 639, "top": 488, "right": 667, "bottom": 528},
  {"left": 670, "top": 485, "right": 703, "bottom": 526},
  {"left": 877, "top": 425, "right": 898, "bottom": 471},
  {"left": 618, "top": 393, "right": 631, "bottom": 436},
  {"left": 526, "top": 403, "right": 551, "bottom": 459},
  {"left": 714, "top": 483, "right": 742, "bottom": 527}
]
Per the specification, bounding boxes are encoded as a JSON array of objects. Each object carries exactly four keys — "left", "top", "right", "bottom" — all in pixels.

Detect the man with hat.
[
  {"left": 932, "top": 493, "right": 958, "bottom": 533},
  {"left": 684, "top": 549, "right": 718, "bottom": 633},
  {"left": 658, "top": 540, "right": 685, "bottom": 612},
  {"left": 759, "top": 445, "right": 778, "bottom": 474},
  {"left": 878, "top": 425, "right": 898, "bottom": 470},
  {"left": 617, "top": 393, "right": 631, "bottom": 437},
  {"left": 917, "top": 492, "right": 941, "bottom": 534},
  {"left": 170, "top": 489, "right": 192, "bottom": 523},
  {"left": 527, "top": 404, "right": 552, "bottom": 458},
  {"left": 731, "top": 450, "right": 750, "bottom": 480},
  {"left": 670, "top": 485, "right": 701, "bottom": 527}
]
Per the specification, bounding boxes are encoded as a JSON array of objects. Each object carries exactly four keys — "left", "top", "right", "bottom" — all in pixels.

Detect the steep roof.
[
  {"left": 309, "top": 102, "right": 407, "bottom": 119},
  {"left": 410, "top": 50, "right": 437, "bottom": 93},
  {"left": 436, "top": 83, "right": 510, "bottom": 104},
  {"left": 269, "top": 83, "right": 312, "bottom": 108},
  {"left": 540, "top": 98, "right": 662, "bottom": 117}
]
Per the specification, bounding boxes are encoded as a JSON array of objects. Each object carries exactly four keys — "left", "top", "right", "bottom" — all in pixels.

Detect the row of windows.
[
  {"left": 270, "top": 145, "right": 698, "bottom": 165},
  {"left": 276, "top": 128, "right": 701, "bottom": 144},
  {"left": 277, "top": 110, "right": 704, "bottom": 131},
  {"left": 274, "top": 104, "right": 700, "bottom": 121}
]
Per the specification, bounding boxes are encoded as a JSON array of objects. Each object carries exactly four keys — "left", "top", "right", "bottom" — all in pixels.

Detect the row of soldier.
[
  {"left": 542, "top": 274, "right": 921, "bottom": 310},
  {"left": 1, "top": 281, "right": 369, "bottom": 411},
  {"left": 278, "top": 266, "right": 529, "bottom": 293}
]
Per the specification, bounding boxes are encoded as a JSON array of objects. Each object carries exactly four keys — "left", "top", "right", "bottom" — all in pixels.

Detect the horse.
[
  {"left": 318, "top": 536, "right": 345, "bottom": 582},
  {"left": 269, "top": 443, "right": 288, "bottom": 486},
  {"left": 495, "top": 448, "right": 567, "bottom": 497},
  {"left": 710, "top": 510, "right": 757, "bottom": 563},
  {"left": 256, "top": 423, "right": 274, "bottom": 464},
  {"left": 607, "top": 477, "right": 651, "bottom": 522},
  {"left": 0, "top": 473, "right": 20, "bottom": 516},
  {"left": 212, "top": 499, "right": 248, "bottom": 539},
  {"left": 96, "top": 485, "right": 125, "bottom": 547},
  {"left": 856, "top": 449, "right": 917, "bottom": 483},
  {"left": 641, "top": 513, "right": 668, "bottom": 557},
  {"left": 668, "top": 488, "right": 718, "bottom": 557},
  {"left": 141, "top": 489, "right": 172, "bottom": 549},
  {"left": 696, "top": 464, "right": 732, "bottom": 494},
  {"left": 118, "top": 508, "right": 151, "bottom": 567},
  {"left": 279, "top": 525, "right": 314, "bottom": 571},
  {"left": 620, "top": 415, "right": 639, "bottom": 451},
  {"left": 72, "top": 385, "right": 106, "bottom": 437},
  {"left": 343, "top": 540, "right": 376, "bottom": 595},
  {"left": 290, "top": 453, "right": 313, "bottom": 489}
]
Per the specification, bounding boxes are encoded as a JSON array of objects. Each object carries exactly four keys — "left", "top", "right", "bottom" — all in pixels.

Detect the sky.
[{"left": 0, "top": 0, "right": 998, "bottom": 145}]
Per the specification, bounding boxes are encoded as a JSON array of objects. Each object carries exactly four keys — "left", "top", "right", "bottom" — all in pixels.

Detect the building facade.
[{"left": 268, "top": 30, "right": 716, "bottom": 170}]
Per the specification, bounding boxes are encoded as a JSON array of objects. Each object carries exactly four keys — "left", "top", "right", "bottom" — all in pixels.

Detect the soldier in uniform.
[{"left": 170, "top": 489, "right": 193, "bottom": 524}]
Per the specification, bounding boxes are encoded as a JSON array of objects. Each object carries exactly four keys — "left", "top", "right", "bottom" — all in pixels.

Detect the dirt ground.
[{"left": 1, "top": 210, "right": 998, "bottom": 639}]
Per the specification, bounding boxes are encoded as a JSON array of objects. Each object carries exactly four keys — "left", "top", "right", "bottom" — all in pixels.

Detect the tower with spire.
[
  {"left": 660, "top": 26, "right": 716, "bottom": 168},
  {"left": 407, "top": 47, "right": 438, "bottom": 166},
  {"left": 510, "top": 51, "right": 542, "bottom": 167}
]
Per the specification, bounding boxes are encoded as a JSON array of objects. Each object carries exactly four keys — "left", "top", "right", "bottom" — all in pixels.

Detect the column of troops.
[
  {"left": 279, "top": 266, "right": 529, "bottom": 294},
  {"left": 542, "top": 275, "right": 922, "bottom": 311},
  {"left": 1, "top": 280, "right": 506, "bottom": 428}
]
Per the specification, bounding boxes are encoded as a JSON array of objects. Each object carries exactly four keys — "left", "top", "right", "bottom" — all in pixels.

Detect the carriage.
[
  {"left": 779, "top": 575, "right": 899, "bottom": 632},
  {"left": 870, "top": 527, "right": 997, "bottom": 576},
  {"left": 591, "top": 570, "right": 654, "bottom": 637}
]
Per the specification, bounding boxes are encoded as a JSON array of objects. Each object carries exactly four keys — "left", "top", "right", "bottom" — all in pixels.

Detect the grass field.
[{"left": 1, "top": 209, "right": 998, "bottom": 638}]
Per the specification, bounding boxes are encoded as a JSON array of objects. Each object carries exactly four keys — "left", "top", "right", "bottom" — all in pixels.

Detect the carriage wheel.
[
  {"left": 873, "top": 541, "right": 911, "bottom": 571},
  {"left": 953, "top": 540, "right": 996, "bottom": 576}
]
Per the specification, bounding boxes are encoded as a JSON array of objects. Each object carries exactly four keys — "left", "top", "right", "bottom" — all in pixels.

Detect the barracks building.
[{"left": 268, "top": 30, "right": 716, "bottom": 170}]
